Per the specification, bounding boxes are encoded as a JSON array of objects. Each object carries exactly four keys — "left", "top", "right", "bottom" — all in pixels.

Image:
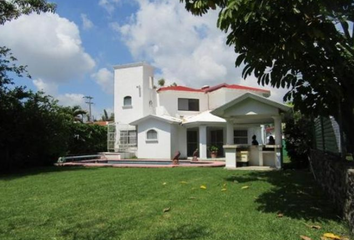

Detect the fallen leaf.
[
  {"left": 241, "top": 186, "right": 249, "bottom": 189},
  {"left": 221, "top": 188, "right": 227, "bottom": 192},
  {"left": 223, "top": 183, "right": 227, "bottom": 187},
  {"left": 200, "top": 185, "right": 207, "bottom": 190},
  {"left": 277, "top": 213, "right": 284, "bottom": 218},
  {"left": 163, "top": 207, "right": 171, "bottom": 213},
  {"left": 303, "top": 223, "right": 321, "bottom": 229},
  {"left": 300, "top": 235, "right": 312, "bottom": 240},
  {"left": 162, "top": 182, "right": 167, "bottom": 185},
  {"left": 322, "top": 233, "right": 341, "bottom": 239},
  {"left": 180, "top": 181, "right": 187, "bottom": 184}
]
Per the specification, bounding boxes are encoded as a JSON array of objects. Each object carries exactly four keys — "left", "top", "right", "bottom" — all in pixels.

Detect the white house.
[{"left": 114, "top": 62, "right": 290, "bottom": 168}]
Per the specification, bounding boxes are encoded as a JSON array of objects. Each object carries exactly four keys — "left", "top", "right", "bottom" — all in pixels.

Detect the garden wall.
[{"left": 310, "top": 150, "right": 354, "bottom": 232}]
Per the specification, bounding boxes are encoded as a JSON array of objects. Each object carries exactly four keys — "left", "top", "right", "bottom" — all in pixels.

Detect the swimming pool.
[{"left": 58, "top": 159, "right": 225, "bottom": 168}]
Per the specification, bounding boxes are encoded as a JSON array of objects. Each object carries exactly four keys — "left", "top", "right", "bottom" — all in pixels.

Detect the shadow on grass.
[
  {"left": 155, "top": 224, "right": 210, "bottom": 240},
  {"left": 0, "top": 166, "right": 98, "bottom": 181},
  {"left": 59, "top": 217, "right": 137, "bottom": 240},
  {"left": 225, "top": 170, "right": 339, "bottom": 222}
]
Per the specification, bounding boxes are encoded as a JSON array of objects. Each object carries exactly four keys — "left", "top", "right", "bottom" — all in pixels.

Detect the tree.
[
  {"left": 0, "top": 0, "right": 56, "bottom": 24},
  {"left": 61, "top": 105, "right": 87, "bottom": 123},
  {"left": 181, "top": 0, "right": 354, "bottom": 154},
  {"left": 157, "top": 78, "right": 165, "bottom": 87},
  {"left": 283, "top": 109, "right": 313, "bottom": 168}
]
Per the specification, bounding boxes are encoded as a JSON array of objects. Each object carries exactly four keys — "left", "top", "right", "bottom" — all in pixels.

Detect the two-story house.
[{"left": 114, "top": 62, "right": 290, "bottom": 168}]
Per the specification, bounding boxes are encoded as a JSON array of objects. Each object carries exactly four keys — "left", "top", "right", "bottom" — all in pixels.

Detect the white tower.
[
  {"left": 113, "top": 62, "right": 156, "bottom": 154},
  {"left": 114, "top": 62, "right": 156, "bottom": 125}
]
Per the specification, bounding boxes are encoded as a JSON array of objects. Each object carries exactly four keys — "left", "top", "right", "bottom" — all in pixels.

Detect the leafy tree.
[
  {"left": 181, "top": 0, "right": 354, "bottom": 154},
  {"left": 157, "top": 78, "right": 165, "bottom": 87},
  {"left": 68, "top": 124, "right": 107, "bottom": 155},
  {"left": 61, "top": 105, "right": 87, "bottom": 123},
  {"left": 283, "top": 109, "right": 313, "bottom": 168},
  {"left": 0, "top": 0, "right": 56, "bottom": 24}
]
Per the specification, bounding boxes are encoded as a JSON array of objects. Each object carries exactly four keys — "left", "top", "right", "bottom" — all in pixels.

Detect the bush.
[{"left": 283, "top": 110, "right": 313, "bottom": 168}]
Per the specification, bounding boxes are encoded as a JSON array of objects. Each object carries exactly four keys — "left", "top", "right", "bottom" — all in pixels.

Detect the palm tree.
[{"left": 62, "top": 105, "right": 87, "bottom": 123}]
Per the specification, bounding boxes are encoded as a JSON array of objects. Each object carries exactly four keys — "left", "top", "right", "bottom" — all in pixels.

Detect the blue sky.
[{"left": 0, "top": 0, "right": 288, "bottom": 120}]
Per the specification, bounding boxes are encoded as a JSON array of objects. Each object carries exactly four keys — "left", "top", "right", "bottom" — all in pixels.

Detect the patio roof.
[
  {"left": 182, "top": 110, "right": 226, "bottom": 126},
  {"left": 211, "top": 92, "right": 291, "bottom": 125}
]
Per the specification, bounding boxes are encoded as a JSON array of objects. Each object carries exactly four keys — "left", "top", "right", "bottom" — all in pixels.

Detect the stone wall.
[{"left": 310, "top": 150, "right": 354, "bottom": 232}]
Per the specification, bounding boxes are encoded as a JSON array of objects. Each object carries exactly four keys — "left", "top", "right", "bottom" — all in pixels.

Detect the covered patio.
[{"left": 210, "top": 92, "right": 291, "bottom": 169}]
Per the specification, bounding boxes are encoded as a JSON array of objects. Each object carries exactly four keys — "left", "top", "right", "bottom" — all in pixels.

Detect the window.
[
  {"left": 146, "top": 129, "right": 158, "bottom": 142},
  {"left": 178, "top": 98, "right": 199, "bottom": 111},
  {"left": 234, "top": 130, "right": 248, "bottom": 144},
  {"left": 119, "top": 130, "right": 137, "bottom": 146},
  {"left": 123, "top": 96, "right": 132, "bottom": 107}
]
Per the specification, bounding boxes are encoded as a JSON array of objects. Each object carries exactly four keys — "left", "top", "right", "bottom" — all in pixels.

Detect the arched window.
[
  {"left": 123, "top": 96, "right": 132, "bottom": 106},
  {"left": 146, "top": 129, "right": 158, "bottom": 140}
]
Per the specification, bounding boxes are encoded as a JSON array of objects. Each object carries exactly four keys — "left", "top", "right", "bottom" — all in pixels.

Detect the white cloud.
[
  {"left": 115, "top": 0, "right": 289, "bottom": 103},
  {"left": 81, "top": 13, "right": 94, "bottom": 30},
  {"left": 99, "top": 0, "right": 120, "bottom": 14},
  {"left": 91, "top": 68, "right": 114, "bottom": 94},
  {"left": 33, "top": 79, "right": 58, "bottom": 96},
  {"left": 0, "top": 13, "right": 95, "bottom": 83}
]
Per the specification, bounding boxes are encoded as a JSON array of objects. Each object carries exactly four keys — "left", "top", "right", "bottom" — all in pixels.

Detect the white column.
[
  {"left": 226, "top": 119, "right": 234, "bottom": 145},
  {"left": 199, "top": 125, "right": 207, "bottom": 159},
  {"left": 273, "top": 116, "right": 282, "bottom": 145},
  {"left": 273, "top": 116, "right": 282, "bottom": 169}
]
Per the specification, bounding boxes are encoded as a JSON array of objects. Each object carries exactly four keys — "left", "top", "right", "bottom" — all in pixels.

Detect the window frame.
[
  {"left": 233, "top": 130, "right": 248, "bottom": 144},
  {"left": 178, "top": 98, "right": 200, "bottom": 111},
  {"left": 146, "top": 129, "right": 158, "bottom": 143},
  {"left": 123, "top": 96, "right": 132, "bottom": 108}
]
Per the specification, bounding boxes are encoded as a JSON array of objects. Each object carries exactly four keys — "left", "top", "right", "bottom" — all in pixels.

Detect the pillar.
[
  {"left": 199, "top": 125, "right": 207, "bottom": 159},
  {"left": 226, "top": 119, "right": 234, "bottom": 145},
  {"left": 273, "top": 116, "right": 282, "bottom": 145},
  {"left": 273, "top": 116, "right": 282, "bottom": 169}
]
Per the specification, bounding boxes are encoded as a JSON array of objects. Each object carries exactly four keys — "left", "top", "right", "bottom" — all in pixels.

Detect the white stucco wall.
[
  {"left": 136, "top": 119, "right": 171, "bottom": 159},
  {"left": 209, "top": 88, "right": 269, "bottom": 110},
  {"left": 224, "top": 98, "right": 279, "bottom": 117},
  {"left": 157, "top": 91, "right": 207, "bottom": 117},
  {"left": 114, "top": 63, "right": 156, "bottom": 125}
]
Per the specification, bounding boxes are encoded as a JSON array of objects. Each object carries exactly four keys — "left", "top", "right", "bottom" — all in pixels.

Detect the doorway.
[
  {"left": 187, "top": 129, "right": 198, "bottom": 157},
  {"left": 209, "top": 129, "right": 224, "bottom": 157}
]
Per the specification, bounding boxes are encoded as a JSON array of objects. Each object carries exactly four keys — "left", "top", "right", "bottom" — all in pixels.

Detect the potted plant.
[{"left": 210, "top": 145, "right": 219, "bottom": 158}]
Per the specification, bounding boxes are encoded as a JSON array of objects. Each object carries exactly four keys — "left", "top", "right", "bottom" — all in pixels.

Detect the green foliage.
[
  {"left": 0, "top": 0, "right": 56, "bottom": 25},
  {"left": 210, "top": 145, "right": 219, "bottom": 152},
  {"left": 101, "top": 109, "right": 114, "bottom": 121},
  {"left": 181, "top": 0, "right": 354, "bottom": 154},
  {"left": 284, "top": 110, "right": 313, "bottom": 168},
  {"left": 68, "top": 123, "right": 107, "bottom": 155},
  {"left": 157, "top": 78, "right": 165, "bottom": 87},
  {"left": 0, "top": 46, "right": 106, "bottom": 170}
]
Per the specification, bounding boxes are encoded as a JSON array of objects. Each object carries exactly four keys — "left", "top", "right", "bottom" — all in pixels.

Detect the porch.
[{"left": 185, "top": 93, "right": 290, "bottom": 168}]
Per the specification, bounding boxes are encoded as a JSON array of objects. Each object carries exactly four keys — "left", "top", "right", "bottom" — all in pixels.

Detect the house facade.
[{"left": 114, "top": 62, "right": 290, "bottom": 168}]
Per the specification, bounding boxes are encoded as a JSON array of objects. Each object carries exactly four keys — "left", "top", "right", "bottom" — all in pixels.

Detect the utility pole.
[{"left": 83, "top": 96, "right": 94, "bottom": 122}]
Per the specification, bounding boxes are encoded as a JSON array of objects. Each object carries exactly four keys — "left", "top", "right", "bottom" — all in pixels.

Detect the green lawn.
[{"left": 0, "top": 167, "right": 351, "bottom": 240}]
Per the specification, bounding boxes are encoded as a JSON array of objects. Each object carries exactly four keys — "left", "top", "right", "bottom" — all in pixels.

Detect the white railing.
[{"left": 57, "top": 154, "right": 103, "bottom": 163}]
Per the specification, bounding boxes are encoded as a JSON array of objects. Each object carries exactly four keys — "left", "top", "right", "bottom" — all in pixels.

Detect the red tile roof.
[
  {"left": 157, "top": 83, "right": 270, "bottom": 93},
  {"left": 157, "top": 86, "right": 204, "bottom": 92},
  {"left": 224, "top": 84, "right": 270, "bottom": 93}
]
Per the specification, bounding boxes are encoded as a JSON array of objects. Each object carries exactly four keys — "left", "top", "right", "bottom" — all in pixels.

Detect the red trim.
[
  {"left": 157, "top": 83, "right": 270, "bottom": 93},
  {"left": 225, "top": 84, "right": 270, "bottom": 93},
  {"left": 157, "top": 86, "right": 204, "bottom": 92}
]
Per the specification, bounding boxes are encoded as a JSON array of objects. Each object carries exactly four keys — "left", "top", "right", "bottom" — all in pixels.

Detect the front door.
[
  {"left": 210, "top": 129, "right": 224, "bottom": 157},
  {"left": 187, "top": 129, "right": 198, "bottom": 157}
]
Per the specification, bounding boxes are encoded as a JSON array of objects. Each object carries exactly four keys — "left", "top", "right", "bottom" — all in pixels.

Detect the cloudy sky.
[{"left": 0, "top": 0, "right": 288, "bottom": 120}]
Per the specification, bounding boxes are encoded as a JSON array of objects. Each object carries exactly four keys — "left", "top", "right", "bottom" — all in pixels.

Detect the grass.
[{"left": 0, "top": 167, "right": 352, "bottom": 240}]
